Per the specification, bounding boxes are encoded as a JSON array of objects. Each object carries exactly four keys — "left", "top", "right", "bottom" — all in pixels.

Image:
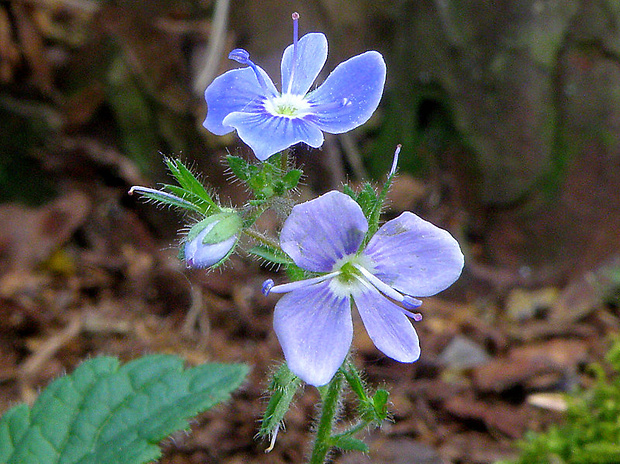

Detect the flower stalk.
[{"left": 308, "top": 370, "right": 344, "bottom": 464}]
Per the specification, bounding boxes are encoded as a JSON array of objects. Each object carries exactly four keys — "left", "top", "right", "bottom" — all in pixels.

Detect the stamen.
[
  {"left": 389, "top": 144, "right": 402, "bottom": 178},
  {"left": 263, "top": 271, "right": 340, "bottom": 295},
  {"left": 286, "top": 12, "right": 300, "bottom": 94},
  {"left": 353, "top": 264, "right": 421, "bottom": 310},
  {"left": 262, "top": 279, "right": 275, "bottom": 296},
  {"left": 228, "top": 48, "right": 270, "bottom": 95}
]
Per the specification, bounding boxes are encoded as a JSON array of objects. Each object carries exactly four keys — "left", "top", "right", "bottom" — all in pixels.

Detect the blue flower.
[
  {"left": 263, "top": 191, "right": 464, "bottom": 386},
  {"left": 204, "top": 13, "right": 386, "bottom": 161}
]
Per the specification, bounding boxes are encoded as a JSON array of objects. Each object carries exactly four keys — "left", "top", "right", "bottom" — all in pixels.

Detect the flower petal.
[
  {"left": 273, "top": 280, "right": 352, "bottom": 386},
  {"left": 306, "top": 51, "right": 386, "bottom": 133},
  {"left": 354, "top": 284, "right": 420, "bottom": 362},
  {"left": 281, "top": 33, "right": 328, "bottom": 96},
  {"left": 364, "top": 212, "right": 464, "bottom": 297},
  {"left": 204, "top": 66, "right": 278, "bottom": 135},
  {"left": 222, "top": 111, "right": 323, "bottom": 161},
  {"left": 280, "top": 191, "right": 368, "bottom": 272}
]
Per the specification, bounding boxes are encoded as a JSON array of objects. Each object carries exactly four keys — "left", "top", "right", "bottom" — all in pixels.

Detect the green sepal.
[
  {"left": 164, "top": 157, "right": 218, "bottom": 210},
  {"left": 227, "top": 153, "right": 302, "bottom": 199},
  {"left": 134, "top": 187, "right": 206, "bottom": 215},
  {"left": 341, "top": 362, "right": 368, "bottom": 402},
  {"left": 329, "top": 435, "right": 369, "bottom": 453},
  {"left": 258, "top": 363, "right": 302, "bottom": 439},
  {"left": 342, "top": 184, "right": 357, "bottom": 200},
  {"left": 281, "top": 169, "right": 303, "bottom": 190},
  {"left": 285, "top": 263, "right": 311, "bottom": 282},
  {"left": 226, "top": 155, "right": 257, "bottom": 182},
  {"left": 160, "top": 184, "right": 217, "bottom": 214},
  {"left": 248, "top": 245, "right": 293, "bottom": 265},
  {"left": 356, "top": 182, "right": 380, "bottom": 222},
  {"left": 372, "top": 389, "right": 389, "bottom": 422},
  {"left": 187, "top": 211, "right": 242, "bottom": 245}
]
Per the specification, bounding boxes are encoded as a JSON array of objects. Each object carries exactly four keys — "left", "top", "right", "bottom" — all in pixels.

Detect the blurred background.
[{"left": 1, "top": 0, "right": 620, "bottom": 463}]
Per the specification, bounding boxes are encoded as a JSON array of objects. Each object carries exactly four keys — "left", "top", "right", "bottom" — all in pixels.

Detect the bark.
[{"left": 395, "top": 0, "right": 620, "bottom": 279}]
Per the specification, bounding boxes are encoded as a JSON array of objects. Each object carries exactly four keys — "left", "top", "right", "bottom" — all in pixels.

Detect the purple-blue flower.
[
  {"left": 204, "top": 13, "right": 386, "bottom": 161},
  {"left": 263, "top": 191, "right": 464, "bottom": 386}
]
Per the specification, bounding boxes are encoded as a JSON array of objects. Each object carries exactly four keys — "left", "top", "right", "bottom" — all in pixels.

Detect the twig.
[{"left": 193, "top": 0, "right": 231, "bottom": 95}]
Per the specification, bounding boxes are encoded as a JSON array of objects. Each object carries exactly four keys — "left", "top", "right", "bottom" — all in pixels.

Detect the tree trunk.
[{"left": 395, "top": 0, "right": 620, "bottom": 281}]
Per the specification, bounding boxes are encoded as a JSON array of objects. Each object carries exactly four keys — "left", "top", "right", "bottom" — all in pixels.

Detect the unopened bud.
[{"left": 183, "top": 211, "right": 242, "bottom": 268}]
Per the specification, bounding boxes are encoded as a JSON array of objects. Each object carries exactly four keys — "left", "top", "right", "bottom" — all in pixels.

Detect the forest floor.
[{"left": 1, "top": 143, "right": 617, "bottom": 464}]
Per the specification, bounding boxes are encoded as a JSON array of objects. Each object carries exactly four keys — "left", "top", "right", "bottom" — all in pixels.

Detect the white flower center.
[{"left": 264, "top": 93, "right": 311, "bottom": 118}]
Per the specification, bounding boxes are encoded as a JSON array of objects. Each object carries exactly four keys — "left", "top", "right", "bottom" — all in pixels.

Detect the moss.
[{"left": 501, "top": 337, "right": 620, "bottom": 464}]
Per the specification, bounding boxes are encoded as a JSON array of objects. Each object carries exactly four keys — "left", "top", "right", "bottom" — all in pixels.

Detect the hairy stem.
[
  {"left": 243, "top": 228, "right": 282, "bottom": 250},
  {"left": 308, "top": 372, "right": 344, "bottom": 464}
]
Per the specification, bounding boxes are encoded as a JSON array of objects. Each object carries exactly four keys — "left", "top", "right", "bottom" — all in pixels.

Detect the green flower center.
[
  {"left": 336, "top": 261, "right": 362, "bottom": 284},
  {"left": 265, "top": 93, "right": 310, "bottom": 118}
]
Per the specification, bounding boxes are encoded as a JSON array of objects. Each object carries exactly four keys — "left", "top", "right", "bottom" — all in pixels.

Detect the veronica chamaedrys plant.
[
  {"left": 262, "top": 191, "right": 464, "bottom": 386},
  {"left": 204, "top": 13, "right": 386, "bottom": 161}
]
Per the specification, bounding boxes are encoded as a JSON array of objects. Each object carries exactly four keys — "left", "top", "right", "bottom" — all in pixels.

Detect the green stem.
[
  {"left": 242, "top": 227, "right": 282, "bottom": 250},
  {"left": 308, "top": 371, "right": 344, "bottom": 464},
  {"left": 333, "top": 419, "right": 366, "bottom": 438},
  {"left": 281, "top": 148, "right": 290, "bottom": 174}
]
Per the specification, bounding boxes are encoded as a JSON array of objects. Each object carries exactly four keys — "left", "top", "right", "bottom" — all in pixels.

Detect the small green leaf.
[
  {"left": 135, "top": 186, "right": 205, "bottom": 214},
  {"left": 165, "top": 157, "right": 218, "bottom": 209},
  {"left": 372, "top": 389, "right": 389, "bottom": 421},
  {"left": 330, "top": 435, "right": 369, "bottom": 453},
  {"left": 161, "top": 184, "right": 216, "bottom": 214},
  {"left": 356, "top": 183, "right": 380, "bottom": 224},
  {"left": 226, "top": 155, "right": 256, "bottom": 181},
  {"left": 258, "top": 363, "right": 302, "bottom": 439},
  {"left": 341, "top": 362, "right": 369, "bottom": 402},
  {"left": 0, "top": 355, "right": 248, "bottom": 464},
  {"left": 282, "top": 169, "right": 303, "bottom": 189},
  {"left": 342, "top": 184, "right": 357, "bottom": 201},
  {"left": 248, "top": 245, "right": 293, "bottom": 265}
]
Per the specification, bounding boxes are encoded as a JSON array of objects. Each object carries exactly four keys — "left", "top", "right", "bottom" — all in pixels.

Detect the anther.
[
  {"left": 228, "top": 48, "right": 271, "bottom": 95},
  {"left": 262, "top": 279, "right": 275, "bottom": 296}
]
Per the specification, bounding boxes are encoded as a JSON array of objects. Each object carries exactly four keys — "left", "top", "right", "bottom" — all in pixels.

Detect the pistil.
[{"left": 286, "top": 12, "right": 300, "bottom": 94}]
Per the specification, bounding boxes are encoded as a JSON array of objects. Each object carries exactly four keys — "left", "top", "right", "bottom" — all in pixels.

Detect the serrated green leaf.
[
  {"left": 330, "top": 435, "right": 369, "bottom": 453},
  {"left": 0, "top": 355, "right": 248, "bottom": 464},
  {"left": 248, "top": 245, "right": 293, "bottom": 265}
]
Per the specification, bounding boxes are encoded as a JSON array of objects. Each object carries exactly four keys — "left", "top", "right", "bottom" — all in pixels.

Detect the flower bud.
[{"left": 183, "top": 211, "right": 242, "bottom": 268}]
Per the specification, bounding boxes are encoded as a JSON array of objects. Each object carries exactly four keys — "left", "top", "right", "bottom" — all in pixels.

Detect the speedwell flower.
[
  {"left": 262, "top": 191, "right": 464, "bottom": 386},
  {"left": 204, "top": 13, "right": 386, "bottom": 161}
]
